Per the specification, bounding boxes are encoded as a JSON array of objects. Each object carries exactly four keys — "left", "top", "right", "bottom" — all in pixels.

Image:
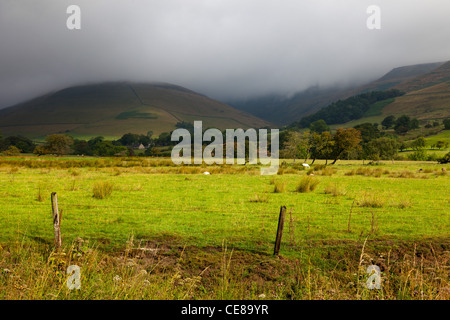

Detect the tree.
[
  {"left": 410, "top": 137, "right": 426, "bottom": 151},
  {"left": 434, "top": 140, "right": 448, "bottom": 150},
  {"left": 88, "top": 136, "right": 104, "bottom": 148},
  {"left": 444, "top": 118, "right": 450, "bottom": 130},
  {"left": 33, "top": 145, "right": 51, "bottom": 156},
  {"left": 363, "top": 137, "right": 399, "bottom": 161},
  {"left": 118, "top": 133, "right": 140, "bottom": 146},
  {"left": 409, "top": 118, "right": 420, "bottom": 130},
  {"left": 281, "top": 131, "right": 303, "bottom": 163},
  {"left": 381, "top": 115, "right": 396, "bottom": 129},
  {"left": 93, "top": 141, "right": 127, "bottom": 156},
  {"left": 72, "top": 139, "right": 91, "bottom": 155},
  {"left": 154, "top": 132, "right": 172, "bottom": 146},
  {"left": 394, "top": 115, "right": 420, "bottom": 134},
  {"left": 408, "top": 149, "right": 428, "bottom": 161},
  {"left": 0, "top": 135, "right": 36, "bottom": 153},
  {"left": 395, "top": 125, "right": 409, "bottom": 135},
  {"left": 45, "top": 134, "right": 74, "bottom": 155},
  {"left": 398, "top": 141, "right": 409, "bottom": 152},
  {"left": 175, "top": 121, "right": 194, "bottom": 133},
  {"left": 2, "top": 145, "right": 21, "bottom": 156},
  {"left": 330, "top": 128, "right": 362, "bottom": 164},
  {"left": 354, "top": 123, "right": 380, "bottom": 143},
  {"left": 309, "top": 119, "right": 329, "bottom": 134},
  {"left": 138, "top": 134, "right": 151, "bottom": 146},
  {"left": 309, "top": 131, "right": 334, "bottom": 164},
  {"left": 438, "top": 152, "right": 450, "bottom": 164},
  {"left": 394, "top": 115, "right": 411, "bottom": 132}
]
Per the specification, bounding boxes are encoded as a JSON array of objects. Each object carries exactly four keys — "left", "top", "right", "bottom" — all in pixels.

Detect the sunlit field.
[{"left": 0, "top": 156, "right": 449, "bottom": 300}]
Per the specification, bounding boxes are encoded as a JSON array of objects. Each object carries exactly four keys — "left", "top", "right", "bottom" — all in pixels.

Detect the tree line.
[
  {"left": 280, "top": 116, "right": 450, "bottom": 164},
  {"left": 289, "top": 89, "right": 405, "bottom": 129},
  {"left": 1, "top": 117, "right": 449, "bottom": 163},
  {"left": 0, "top": 122, "right": 200, "bottom": 157}
]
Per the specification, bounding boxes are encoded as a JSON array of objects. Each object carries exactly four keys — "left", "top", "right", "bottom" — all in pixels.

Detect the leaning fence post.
[
  {"left": 51, "top": 192, "right": 62, "bottom": 250},
  {"left": 274, "top": 206, "right": 287, "bottom": 255}
]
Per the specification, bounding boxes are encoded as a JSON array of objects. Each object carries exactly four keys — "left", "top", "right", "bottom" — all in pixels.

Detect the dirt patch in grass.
[
  {"left": 1, "top": 236, "right": 448, "bottom": 299},
  {"left": 111, "top": 237, "right": 450, "bottom": 299}
]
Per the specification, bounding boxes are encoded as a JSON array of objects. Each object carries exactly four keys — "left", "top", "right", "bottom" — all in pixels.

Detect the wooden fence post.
[
  {"left": 274, "top": 206, "right": 287, "bottom": 256},
  {"left": 347, "top": 199, "right": 356, "bottom": 233},
  {"left": 51, "top": 192, "right": 62, "bottom": 250}
]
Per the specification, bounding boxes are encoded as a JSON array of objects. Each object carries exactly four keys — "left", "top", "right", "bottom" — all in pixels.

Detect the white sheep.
[
  {"left": 203, "top": 171, "right": 211, "bottom": 175},
  {"left": 302, "top": 163, "right": 310, "bottom": 168}
]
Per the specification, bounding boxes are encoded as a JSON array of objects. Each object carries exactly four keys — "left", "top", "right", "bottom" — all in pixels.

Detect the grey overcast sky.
[{"left": 0, "top": 0, "right": 449, "bottom": 108}]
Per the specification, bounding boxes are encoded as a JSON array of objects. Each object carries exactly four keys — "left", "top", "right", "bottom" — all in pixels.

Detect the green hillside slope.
[{"left": 0, "top": 82, "right": 272, "bottom": 139}]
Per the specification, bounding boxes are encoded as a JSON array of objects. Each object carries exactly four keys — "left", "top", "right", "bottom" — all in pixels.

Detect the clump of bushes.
[{"left": 407, "top": 150, "right": 428, "bottom": 161}]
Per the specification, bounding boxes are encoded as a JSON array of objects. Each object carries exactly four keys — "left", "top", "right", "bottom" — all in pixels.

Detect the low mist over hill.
[{"left": 231, "top": 61, "right": 449, "bottom": 126}]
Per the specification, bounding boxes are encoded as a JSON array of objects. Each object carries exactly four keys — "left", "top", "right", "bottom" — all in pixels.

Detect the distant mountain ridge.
[
  {"left": 230, "top": 61, "right": 449, "bottom": 125},
  {"left": 367, "top": 62, "right": 445, "bottom": 87},
  {"left": 288, "top": 61, "right": 450, "bottom": 128},
  {"left": 0, "top": 82, "right": 272, "bottom": 139}
]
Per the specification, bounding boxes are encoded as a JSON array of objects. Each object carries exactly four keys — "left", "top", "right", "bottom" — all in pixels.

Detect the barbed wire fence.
[{"left": 2, "top": 195, "right": 448, "bottom": 254}]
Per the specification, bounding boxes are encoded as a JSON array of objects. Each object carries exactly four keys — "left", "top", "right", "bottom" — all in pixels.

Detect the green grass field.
[{"left": 0, "top": 156, "right": 449, "bottom": 300}]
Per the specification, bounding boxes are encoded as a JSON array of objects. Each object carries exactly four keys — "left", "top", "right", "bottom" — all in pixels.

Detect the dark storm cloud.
[{"left": 1, "top": 0, "right": 449, "bottom": 108}]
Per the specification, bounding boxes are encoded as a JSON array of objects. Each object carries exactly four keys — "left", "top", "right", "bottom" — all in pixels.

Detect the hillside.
[
  {"left": 231, "top": 61, "right": 447, "bottom": 125},
  {"left": 290, "top": 90, "right": 405, "bottom": 129},
  {"left": 228, "top": 86, "right": 349, "bottom": 126},
  {"left": 349, "top": 62, "right": 450, "bottom": 123},
  {"left": 0, "top": 82, "right": 272, "bottom": 139},
  {"left": 289, "top": 60, "right": 450, "bottom": 129},
  {"left": 393, "top": 61, "right": 450, "bottom": 93},
  {"left": 383, "top": 81, "right": 450, "bottom": 120},
  {"left": 354, "top": 61, "right": 446, "bottom": 93}
]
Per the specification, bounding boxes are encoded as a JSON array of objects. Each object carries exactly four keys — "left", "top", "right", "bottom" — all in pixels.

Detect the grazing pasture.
[{"left": 0, "top": 156, "right": 448, "bottom": 300}]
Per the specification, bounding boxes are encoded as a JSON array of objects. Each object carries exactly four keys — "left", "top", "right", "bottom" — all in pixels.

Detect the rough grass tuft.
[
  {"left": 93, "top": 181, "right": 114, "bottom": 199},
  {"left": 296, "top": 176, "right": 320, "bottom": 193},
  {"left": 273, "top": 181, "right": 287, "bottom": 193},
  {"left": 358, "top": 192, "right": 385, "bottom": 208},
  {"left": 249, "top": 193, "right": 269, "bottom": 203},
  {"left": 324, "top": 183, "right": 347, "bottom": 197}
]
